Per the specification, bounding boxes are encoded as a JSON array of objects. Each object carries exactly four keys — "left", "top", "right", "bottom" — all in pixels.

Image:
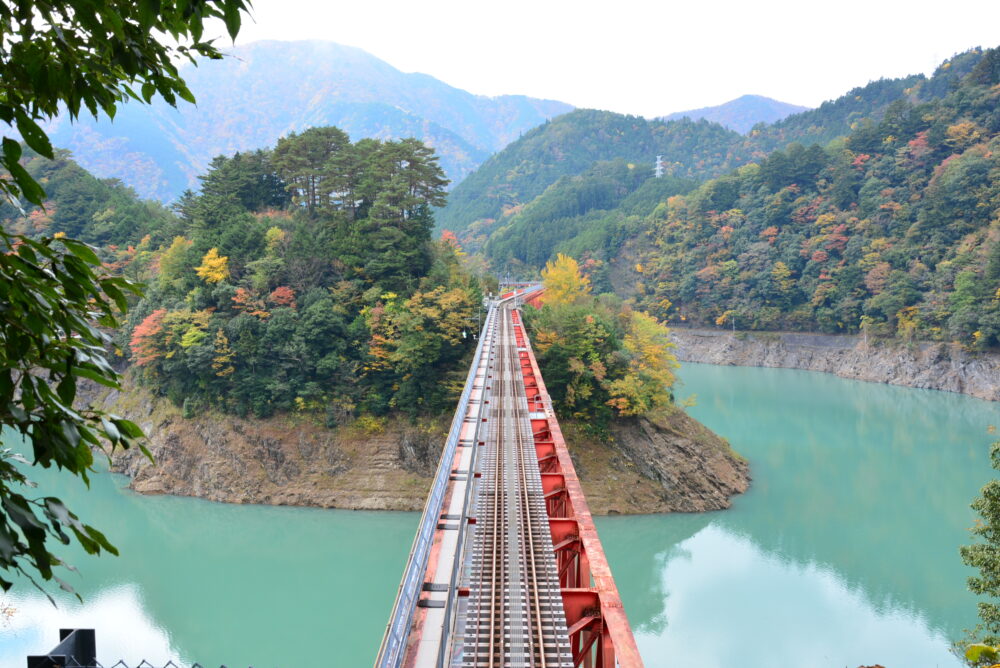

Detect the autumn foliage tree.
[
  {"left": 627, "top": 47, "right": 1000, "bottom": 347},
  {"left": 363, "top": 285, "right": 478, "bottom": 414},
  {"left": 526, "top": 257, "right": 677, "bottom": 426},
  {"left": 99, "top": 125, "right": 475, "bottom": 420},
  {"left": 605, "top": 311, "right": 679, "bottom": 416},
  {"left": 195, "top": 247, "right": 229, "bottom": 283},
  {"left": 130, "top": 309, "right": 168, "bottom": 366},
  {"left": 541, "top": 253, "right": 591, "bottom": 307}
]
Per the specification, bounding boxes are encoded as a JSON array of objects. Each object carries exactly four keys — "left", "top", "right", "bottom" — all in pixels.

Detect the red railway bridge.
[{"left": 376, "top": 286, "right": 643, "bottom": 667}]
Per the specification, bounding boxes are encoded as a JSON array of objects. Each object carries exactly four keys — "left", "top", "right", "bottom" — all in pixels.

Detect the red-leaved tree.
[{"left": 130, "top": 309, "right": 167, "bottom": 366}]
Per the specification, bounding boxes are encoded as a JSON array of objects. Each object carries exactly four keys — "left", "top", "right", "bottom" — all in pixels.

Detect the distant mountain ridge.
[
  {"left": 43, "top": 40, "right": 573, "bottom": 201},
  {"left": 436, "top": 110, "right": 755, "bottom": 242},
  {"left": 661, "top": 94, "right": 810, "bottom": 134},
  {"left": 440, "top": 47, "right": 989, "bottom": 269}
]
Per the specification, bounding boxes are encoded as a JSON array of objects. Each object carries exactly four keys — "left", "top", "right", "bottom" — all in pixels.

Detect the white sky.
[{"left": 221, "top": 0, "right": 1000, "bottom": 117}]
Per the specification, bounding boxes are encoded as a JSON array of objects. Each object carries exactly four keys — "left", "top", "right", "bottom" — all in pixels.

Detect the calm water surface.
[
  {"left": 2, "top": 363, "right": 998, "bottom": 667},
  {"left": 598, "top": 363, "right": 1000, "bottom": 667}
]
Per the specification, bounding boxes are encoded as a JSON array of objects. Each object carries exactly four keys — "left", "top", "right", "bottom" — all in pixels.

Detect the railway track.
[
  {"left": 460, "top": 304, "right": 572, "bottom": 667},
  {"left": 377, "top": 287, "right": 641, "bottom": 668}
]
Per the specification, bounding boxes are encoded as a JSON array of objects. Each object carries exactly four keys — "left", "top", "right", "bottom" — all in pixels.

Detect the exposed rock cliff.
[
  {"left": 566, "top": 407, "right": 750, "bottom": 514},
  {"left": 103, "top": 386, "right": 440, "bottom": 511},
  {"left": 671, "top": 328, "right": 1000, "bottom": 402},
  {"left": 98, "top": 382, "right": 749, "bottom": 515}
]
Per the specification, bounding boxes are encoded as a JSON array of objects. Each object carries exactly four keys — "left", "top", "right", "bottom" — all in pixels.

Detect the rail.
[{"left": 375, "top": 302, "right": 498, "bottom": 667}]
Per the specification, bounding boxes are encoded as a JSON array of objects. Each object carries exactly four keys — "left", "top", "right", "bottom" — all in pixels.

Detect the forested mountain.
[
  {"left": 626, "top": 47, "right": 1000, "bottom": 348},
  {"left": 447, "top": 46, "right": 1000, "bottom": 348},
  {"left": 0, "top": 149, "right": 176, "bottom": 245},
  {"left": 746, "top": 48, "right": 986, "bottom": 154},
  {"left": 440, "top": 49, "right": 989, "bottom": 262},
  {"left": 3, "top": 130, "right": 490, "bottom": 420},
  {"left": 481, "top": 159, "right": 698, "bottom": 271},
  {"left": 43, "top": 40, "right": 572, "bottom": 201},
  {"left": 437, "top": 111, "right": 754, "bottom": 245},
  {"left": 662, "top": 95, "right": 809, "bottom": 134}
]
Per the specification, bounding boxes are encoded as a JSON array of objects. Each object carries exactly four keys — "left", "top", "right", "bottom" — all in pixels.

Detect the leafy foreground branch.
[
  {"left": 0, "top": 230, "right": 144, "bottom": 596},
  {"left": 0, "top": 0, "right": 254, "bottom": 594}
]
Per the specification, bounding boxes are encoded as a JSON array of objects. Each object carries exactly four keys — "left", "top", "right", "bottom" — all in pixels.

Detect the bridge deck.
[
  {"left": 377, "top": 289, "right": 642, "bottom": 668},
  {"left": 456, "top": 303, "right": 572, "bottom": 667}
]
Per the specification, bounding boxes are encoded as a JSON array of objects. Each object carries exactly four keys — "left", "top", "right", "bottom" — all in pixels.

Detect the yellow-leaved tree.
[
  {"left": 606, "top": 311, "right": 679, "bottom": 416},
  {"left": 541, "top": 253, "right": 591, "bottom": 307},
  {"left": 196, "top": 247, "right": 229, "bottom": 284}
]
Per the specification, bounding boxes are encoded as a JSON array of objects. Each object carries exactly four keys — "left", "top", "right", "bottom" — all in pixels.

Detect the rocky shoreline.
[
  {"left": 671, "top": 328, "right": 1000, "bottom": 402},
  {"left": 101, "top": 383, "right": 749, "bottom": 515}
]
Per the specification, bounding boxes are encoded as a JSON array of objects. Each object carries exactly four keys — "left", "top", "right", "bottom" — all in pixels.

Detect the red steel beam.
[{"left": 510, "top": 301, "right": 644, "bottom": 668}]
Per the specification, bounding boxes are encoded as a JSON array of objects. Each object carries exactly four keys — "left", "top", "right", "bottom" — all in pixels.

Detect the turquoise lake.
[{"left": 2, "top": 362, "right": 998, "bottom": 667}]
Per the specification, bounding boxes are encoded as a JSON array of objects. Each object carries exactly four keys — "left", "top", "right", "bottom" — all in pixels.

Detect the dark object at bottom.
[
  {"left": 27, "top": 628, "right": 260, "bottom": 668},
  {"left": 27, "top": 629, "right": 96, "bottom": 668}
]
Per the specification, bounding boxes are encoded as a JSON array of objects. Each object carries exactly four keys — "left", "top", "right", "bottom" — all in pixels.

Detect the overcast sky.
[{"left": 222, "top": 0, "right": 1000, "bottom": 117}]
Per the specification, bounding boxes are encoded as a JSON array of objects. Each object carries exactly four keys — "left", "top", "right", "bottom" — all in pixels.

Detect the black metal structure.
[
  {"left": 27, "top": 628, "right": 257, "bottom": 668},
  {"left": 27, "top": 629, "right": 96, "bottom": 668}
]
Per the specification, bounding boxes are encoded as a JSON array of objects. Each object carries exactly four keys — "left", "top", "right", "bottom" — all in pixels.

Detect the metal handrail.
[{"left": 374, "top": 302, "right": 498, "bottom": 667}]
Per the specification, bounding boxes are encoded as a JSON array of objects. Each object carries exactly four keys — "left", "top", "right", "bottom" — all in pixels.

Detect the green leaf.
[
  {"left": 82, "top": 524, "right": 118, "bottom": 556},
  {"left": 60, "top": 239, "right": 102, "bottom": 266},
  {"left": 177, "top": 84, "right": 197, "bottom": 105},
  {"left": 56, "top": 376, "right": 76, "bottom": 406},
  {"left": 223, "top": 2, "right": 242, "bottom": 40},
  {"left": 137, "top": 0, "right": 161, "bottom": 28},
  {"left": 73, "top": 367, "right": 119, "bottom": 388},
  {"left": 99, "top": 279, "right": 128, "bottom": 312},
  {"left": 60, "top": 421, "right": 82, "bottom": 448},
  {"left": 44, "top": 498, "right": 84, "bottom": 532},
  {"left": 115, "top": 418, "right": 145, "bottom": 440},
  {"left": 2, "top": 137, "right": 22, "bottom": 163},
  {"left": 100, "top": 418, "right": 121, "bottom": 444},
  {"left": 4, "top": 158, "right": 45, "bottom": 205},
  {"left": 102, "top": 7, "right": 125, "bottom": 37},
  {"left": 14, "top": 111, "right": 54, "bottom": 159}
]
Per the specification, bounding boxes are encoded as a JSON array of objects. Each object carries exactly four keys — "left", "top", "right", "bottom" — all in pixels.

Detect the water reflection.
[
  {"left": 597, "top": 363, "right": 1000, "bottom": 667},
  {"left": 1, "top": 585, "right": 181, "bottom": 666},
  {"left": 640, "top": 527, "right": 958, "bottom": 668},
  {"left": 0, "top": 460, "right": 418, "bottom": 666}
]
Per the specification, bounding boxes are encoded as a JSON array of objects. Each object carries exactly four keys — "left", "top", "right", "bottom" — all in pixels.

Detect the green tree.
[
  {"left": 961, "top": 442, "right": 1000, "bottom": 652},
  {"left": 0, "top": 0, "right": 251, "bottom": 595},
  {"left": 272, "top": 126, "right": 352, "bottom": 217},
  {"left": 0, "top": 0, "right": 250, "bottom": 206},
  {"left": 0, "top": 234, "right": 145, "bottom": 594}
]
